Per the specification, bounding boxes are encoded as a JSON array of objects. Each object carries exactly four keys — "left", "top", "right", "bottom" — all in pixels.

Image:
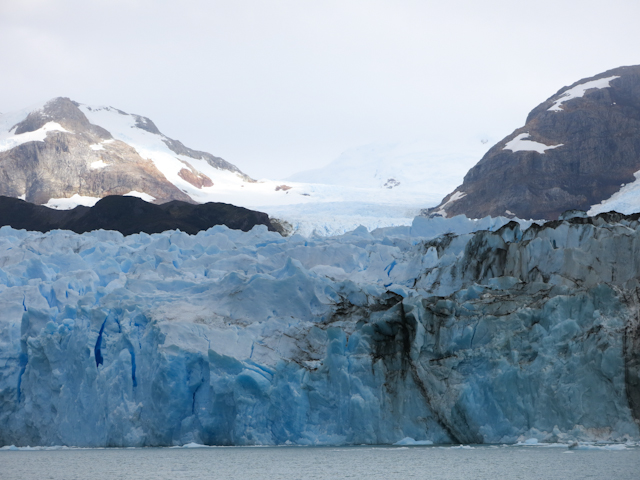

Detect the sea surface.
[{"left": 1, "top": 444, "right": 639, "bottom": 480}]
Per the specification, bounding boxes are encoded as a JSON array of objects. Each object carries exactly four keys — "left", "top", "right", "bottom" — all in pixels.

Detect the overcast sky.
[{"left": 1, "top": 0, "right": 639, "bottom": 179}]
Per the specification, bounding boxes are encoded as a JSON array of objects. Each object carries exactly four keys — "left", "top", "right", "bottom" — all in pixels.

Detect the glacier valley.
[{"left": 0, "top": 213, "right": 639, "bottom": 447}]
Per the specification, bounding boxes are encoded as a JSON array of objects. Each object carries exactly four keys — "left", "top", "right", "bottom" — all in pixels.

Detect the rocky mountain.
[
  {"left": 0, "top": 195, "right": 277, "bottom": 235},
  {"left": 428, "top": 65, "right": 640, "bottom": 220},
  {"left": 0, "top": 97, "right": 253, "bottom": 207}
]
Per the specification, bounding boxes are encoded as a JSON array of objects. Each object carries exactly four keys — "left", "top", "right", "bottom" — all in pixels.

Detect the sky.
[{"left": 1, "top": 0, "right": 640, "bottom": 180}]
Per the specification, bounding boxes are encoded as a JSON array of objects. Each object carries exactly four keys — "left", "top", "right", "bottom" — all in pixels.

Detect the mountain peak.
[
  {"left": 428, "top": 64, "right": 640, "bottom": 220},
  {"left": 0, "top": 98, "right": 254, "bottom": 207},
  {"left": 12, "top": 97, "right": 111, "bottom": 140}
]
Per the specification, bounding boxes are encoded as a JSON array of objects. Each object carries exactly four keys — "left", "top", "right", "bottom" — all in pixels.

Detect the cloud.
[{"left": 1, "top": 1, "right": 640, "bottom": 178}]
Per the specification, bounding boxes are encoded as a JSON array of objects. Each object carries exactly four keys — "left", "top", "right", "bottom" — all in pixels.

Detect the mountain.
[
  {"left": 0, "top": 195, "right": 277, "bottom": 235},
  {"left": 428, "top": 65, "right": 640, "bottom": 220},
  {"left": 0, "top": 97, "right": 254, "bottom": 207},
  {"left": 1, "top": 212, "right": 638, "bottom": 446},
  {"left": 0, "top": 98, "right": 448, "bottom": 236}
]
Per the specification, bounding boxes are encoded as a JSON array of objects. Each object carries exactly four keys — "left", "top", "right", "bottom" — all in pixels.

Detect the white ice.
[{"left": 588, "top": 171, "right": 640, "bottom": 215}]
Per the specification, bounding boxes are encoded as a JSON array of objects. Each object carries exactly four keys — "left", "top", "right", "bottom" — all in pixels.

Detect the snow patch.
[
  {"left": 549, "top": 76, "right": 620, "bottom": 112},
  {"left": 0, "top": 122, "right": 70, "bottom": 153},
  {"left": 431, "top": 191, "right": 466, "bottom": 218},
  {"left": 43, "top": 194, "right": 101, "bottom": 210},
  {"left": 124, "top": 191, "right": 156, "bottom": 202},
  {"left": 503, "top": 133, "right": 563, "bottom": 154},
  {"left": 89, "top": 144, "right": 104, "bottom": 151},
  {"left": 90, "top": 160, "right": 109, "bottom": 170}
]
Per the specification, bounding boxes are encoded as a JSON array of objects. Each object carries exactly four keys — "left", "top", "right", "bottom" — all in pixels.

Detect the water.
[{"left": 1, "top": 445, "right": 639, "bottom": 480}]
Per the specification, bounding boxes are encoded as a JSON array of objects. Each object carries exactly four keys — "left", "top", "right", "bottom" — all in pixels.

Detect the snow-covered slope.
[
  {"left": 1, "top": 213, "right": 638, "bottom": 447},
  {"left": 0, "top": 99, "right": 487, "bottom": 236},
  {"left": 0, "top": 97, "right": 303, "bottom": 208},
  {"left": 588, "top": 171, "right": 640, "bottom": 216},
  {"left": 287, "top": 142, "right": 485, "bottom": 204}
]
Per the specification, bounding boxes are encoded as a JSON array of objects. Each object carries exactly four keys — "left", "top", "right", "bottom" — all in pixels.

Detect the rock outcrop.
[
  {"left": 428, "top": 65, "right": 640, "bottom": 220},
  {"left": 0, "top": 195, "right": 277, "bottom": 235}
]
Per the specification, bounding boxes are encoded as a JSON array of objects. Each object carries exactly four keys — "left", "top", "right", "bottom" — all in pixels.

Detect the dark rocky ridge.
[
  {"left": 0, "top": 195, "right": 278, "bottom": 235},
  {"left": 428, "top": 65, "right": 640, "bottom": 220}
]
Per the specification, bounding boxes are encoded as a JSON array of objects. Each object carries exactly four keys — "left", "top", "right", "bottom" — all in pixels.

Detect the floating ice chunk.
[
  {"left": 569, "top": 443, "right": 627, "bottom": 451},
  {"left": 503, "top": 133, "right": 563, "bottom": 154},
  {"left": 394, "top": 437, "right": 434, "bottom": 446}
]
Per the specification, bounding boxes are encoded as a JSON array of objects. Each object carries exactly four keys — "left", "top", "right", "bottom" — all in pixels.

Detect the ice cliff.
[{"left": 0, "top": 213, "right": 639, "bottom": 446}]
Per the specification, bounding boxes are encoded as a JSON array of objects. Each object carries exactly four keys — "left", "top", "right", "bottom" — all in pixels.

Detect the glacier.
[{"left": 0, "top": 213, "right": 639, "bottom": 447}]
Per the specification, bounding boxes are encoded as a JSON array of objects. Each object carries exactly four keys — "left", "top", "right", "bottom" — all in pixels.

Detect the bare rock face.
[
  {"left": 428, "top": 65, "right": 640, "bottom": 220},
  {"left": 0, "top": 97, "right": 253, "bottom": 206}
]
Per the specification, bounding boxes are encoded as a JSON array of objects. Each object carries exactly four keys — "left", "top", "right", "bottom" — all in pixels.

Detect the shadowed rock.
[{"left": 0, "top": 195, "right": 277, "bottom": 235}]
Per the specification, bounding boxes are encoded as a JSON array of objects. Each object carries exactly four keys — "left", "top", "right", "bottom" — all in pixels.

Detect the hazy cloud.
[{"left": 1, "top": 0, "right": 639, "bottom": 178}]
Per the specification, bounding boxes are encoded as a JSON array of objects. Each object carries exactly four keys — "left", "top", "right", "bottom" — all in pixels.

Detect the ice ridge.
[{"left": 0, "top": 213, "right": 638, "bottom": 447}]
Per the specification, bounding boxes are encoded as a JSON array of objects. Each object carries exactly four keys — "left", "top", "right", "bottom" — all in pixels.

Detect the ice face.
[{"left": 0, "top": 214, "right": 638, "bottom": 447}]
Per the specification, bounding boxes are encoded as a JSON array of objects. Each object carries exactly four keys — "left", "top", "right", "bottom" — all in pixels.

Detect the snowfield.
[
  {"left": 548, "top": 76, "right": 620, "bottom": 112},
  {"left": 1, "top": 213, "right": 639, "bottom": 447}
]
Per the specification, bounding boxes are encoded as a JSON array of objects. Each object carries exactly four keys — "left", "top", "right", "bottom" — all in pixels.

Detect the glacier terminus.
[{"left": 0, "top": 213, "right": 639, "bottom": 447}]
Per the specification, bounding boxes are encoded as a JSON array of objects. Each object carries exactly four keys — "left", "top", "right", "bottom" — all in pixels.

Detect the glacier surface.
[{"left": 0, "top": 213, "right": 638, "bottom": 447}]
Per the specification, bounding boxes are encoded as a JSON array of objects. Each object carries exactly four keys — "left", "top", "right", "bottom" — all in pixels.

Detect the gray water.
[{"left": 1, "top": 445, "right": 639, "bottom": 480}]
